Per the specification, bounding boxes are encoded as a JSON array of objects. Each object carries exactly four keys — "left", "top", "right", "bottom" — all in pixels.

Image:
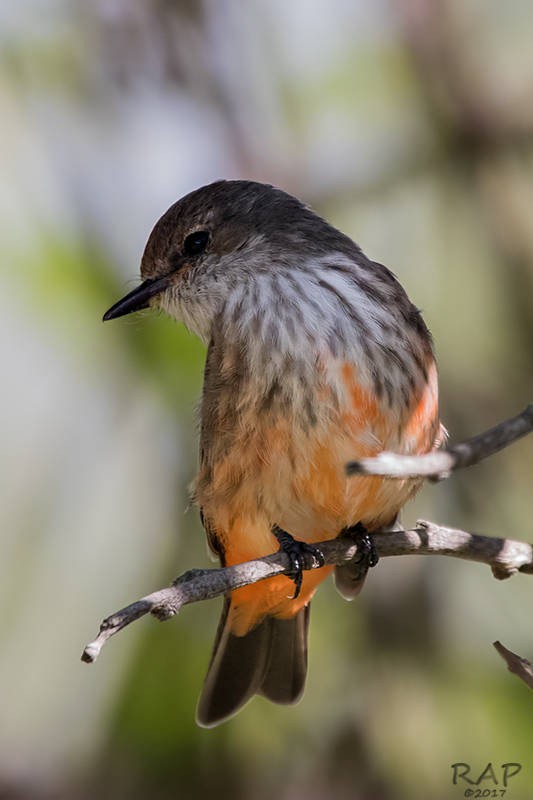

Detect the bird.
[{"left": 103, "top": 179, "right": 443, "bottom": 728}]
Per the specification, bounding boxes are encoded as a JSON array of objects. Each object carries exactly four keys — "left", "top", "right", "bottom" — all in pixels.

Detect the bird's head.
[{"left": 103, "top": 179, "right": 345, "bottom": 342}]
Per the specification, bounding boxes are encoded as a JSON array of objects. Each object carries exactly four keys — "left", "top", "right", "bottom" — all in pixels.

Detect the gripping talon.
[
  {"left": 342, "top": 522, "right": 379, "bottom": 575},
  {"left": 273, "top": 525, "right": 325, "bottom": 599}
]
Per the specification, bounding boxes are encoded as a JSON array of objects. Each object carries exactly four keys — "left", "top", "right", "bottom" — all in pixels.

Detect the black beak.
[{"left": 103, "top": 275, "right": 171, "bottom": 321}]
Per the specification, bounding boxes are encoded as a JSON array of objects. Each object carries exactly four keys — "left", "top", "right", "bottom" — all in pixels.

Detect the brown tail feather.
[
  {"left": 259, "top": 606, "right": 309, "bottom": 703},
  {"left": 196, "top": 599, "right": 310, "bottom": 728},
  {"left": 334, "top": 562, "right": 368, "bottom": 600}
]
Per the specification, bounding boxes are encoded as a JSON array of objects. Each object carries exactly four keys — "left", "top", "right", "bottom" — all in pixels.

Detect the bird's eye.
[{"left": 183, "top": 230, "right": 209, "bottom": 256}]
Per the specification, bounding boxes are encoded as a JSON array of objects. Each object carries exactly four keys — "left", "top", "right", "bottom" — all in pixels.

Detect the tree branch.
[
  {"left": 82, "top": 520, "right": 533, "bottom": 664},
  {"left": 493, "top": 641, "right": 533, "bottom": 691},
  {"left": 346, "top": 404, "right": 533, "bottom": 480}
]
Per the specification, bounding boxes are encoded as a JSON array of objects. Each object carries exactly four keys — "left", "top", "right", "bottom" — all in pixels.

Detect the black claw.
[
  {"left": 273, "top": 525, "right": 325, "bottom": 599},
  {"left": 342, "top": 522, "right": 379, "bottom": 575}
]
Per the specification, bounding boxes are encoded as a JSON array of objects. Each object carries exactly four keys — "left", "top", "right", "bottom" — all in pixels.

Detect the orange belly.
[{"left": 198, "top": 360, "right": 440, "bottom": 636}]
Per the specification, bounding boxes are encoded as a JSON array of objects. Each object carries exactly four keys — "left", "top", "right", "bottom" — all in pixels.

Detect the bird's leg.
[
  {"left": 340, "top": 522, "right": 379, "bottom": 581},
  {"left": 272, "top": 525, "right": 325, "bottom": 599}
]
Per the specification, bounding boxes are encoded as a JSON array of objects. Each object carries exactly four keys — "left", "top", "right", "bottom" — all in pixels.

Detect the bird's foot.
[
  {"left": 272, "top": 525, "right": 325, "bottom": 599},
  {"left": 341, "top": 522, "right": 379, "bottom": 580}
]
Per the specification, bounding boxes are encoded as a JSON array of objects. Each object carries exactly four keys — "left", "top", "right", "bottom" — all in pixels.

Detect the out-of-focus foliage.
[{"left": 1, "top": 2, "right": 532, "bottom": 799}]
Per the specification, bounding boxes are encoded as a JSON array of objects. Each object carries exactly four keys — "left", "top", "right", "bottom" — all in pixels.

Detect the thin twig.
[
  {"left": 82, "top": 520, "right": 533, "bottom": 664},
  {"left": 493, "top": 641, "right": 533, "bottom": 691},
  {"left": 346, "top": 404, "right": 533, "bottom": 480}
]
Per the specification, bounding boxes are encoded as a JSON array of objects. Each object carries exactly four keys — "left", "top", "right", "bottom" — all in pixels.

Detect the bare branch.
[
  {"left": 82, "top": 520, "right": 533, "bottom": 664},
  {"left": 346, "top": 404, "right": 533, "bottom": 480},
  {"left": 493, "top": 641, "right": 533, "bottom": 691}
]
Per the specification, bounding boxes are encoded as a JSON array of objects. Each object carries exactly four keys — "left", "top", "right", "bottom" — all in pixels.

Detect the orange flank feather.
[{"left": 200, "top": 357, "right": 439, "bottom": 637}]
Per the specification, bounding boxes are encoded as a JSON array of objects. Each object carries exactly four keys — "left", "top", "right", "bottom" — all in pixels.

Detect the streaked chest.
[{"left": 195, "top": 347, "right": 439, "bottom": 539}]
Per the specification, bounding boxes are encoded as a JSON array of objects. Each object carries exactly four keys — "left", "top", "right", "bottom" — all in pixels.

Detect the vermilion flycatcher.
[{"left": 104, "top": 180, "right": 442, "bottom": 727}]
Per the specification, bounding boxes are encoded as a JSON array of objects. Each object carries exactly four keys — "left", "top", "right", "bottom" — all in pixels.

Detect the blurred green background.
[{"left": 1, "top": 1, "right": 532, "bottom": 798}]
